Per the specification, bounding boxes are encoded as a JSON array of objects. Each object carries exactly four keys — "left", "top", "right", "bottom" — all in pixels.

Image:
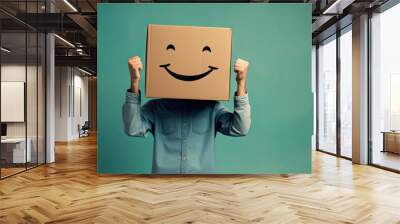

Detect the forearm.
[
  {"left": 236, "top": 80, "right": 246, "bottom": 96},
  {"left": 130, "top": 80, "right": 140, "bottom": 94}
]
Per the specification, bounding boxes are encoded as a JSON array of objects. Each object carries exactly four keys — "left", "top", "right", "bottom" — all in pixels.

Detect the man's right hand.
[{"left": 128, "top": 56, "right": 142, "bottom": 94}]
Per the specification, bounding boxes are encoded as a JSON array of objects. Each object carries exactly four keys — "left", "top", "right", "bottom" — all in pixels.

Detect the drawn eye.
[
  {"left": 166, "top": 44, "right": 175, "bottom": 51},
  {"left": 202, "top": 46, "right": 211, "bottom": 52}
]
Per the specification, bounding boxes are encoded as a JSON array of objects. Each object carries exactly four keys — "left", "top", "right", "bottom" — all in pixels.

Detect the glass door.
[
  {"left": 317, "top": 35, "right": 337, "bottom": 154},
  {"left": 339, "top": 27, "right": 352, "bottom": 158}
]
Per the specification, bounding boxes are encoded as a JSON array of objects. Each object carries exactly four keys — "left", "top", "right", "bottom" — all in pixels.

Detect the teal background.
[{"left": 97, "top": 3, "right": 312, "bottom": 174}]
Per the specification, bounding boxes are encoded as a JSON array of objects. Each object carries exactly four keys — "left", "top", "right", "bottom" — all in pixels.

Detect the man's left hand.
[{"left": 234, "top": 58, "right": 249, "bottom": 96}]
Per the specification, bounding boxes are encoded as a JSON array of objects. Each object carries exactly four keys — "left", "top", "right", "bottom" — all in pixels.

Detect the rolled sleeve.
[
  {"left": 123, "top": 90, "right": 154, "bottom": 137},
  {"left": 234, "top": 93, "right": 249, "bottom": 108},
  {"left": 126, "top": 90, "right": 141, "bottom": 104},
  {"left": 215, "top": 93, "right": 251, "bottom": 136}
]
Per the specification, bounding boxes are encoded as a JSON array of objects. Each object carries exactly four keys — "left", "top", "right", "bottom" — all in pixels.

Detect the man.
[{"left": 123, "top": 56, "right": 251, "bottom": 174}]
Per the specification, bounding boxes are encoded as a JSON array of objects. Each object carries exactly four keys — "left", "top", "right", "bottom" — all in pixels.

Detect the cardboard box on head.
[{"left": 145, "top": 24, "right": 232, "bottom": 101}]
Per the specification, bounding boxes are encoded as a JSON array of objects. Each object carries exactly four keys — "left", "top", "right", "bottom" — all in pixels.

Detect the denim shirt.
[{"left": 122, "top": 91, "right": 251, "bottom": 174}]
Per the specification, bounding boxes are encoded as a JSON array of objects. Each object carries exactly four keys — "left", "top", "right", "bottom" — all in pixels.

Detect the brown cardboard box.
[{"left": 145, "top": 24, "right": 232, "bottom": 100}]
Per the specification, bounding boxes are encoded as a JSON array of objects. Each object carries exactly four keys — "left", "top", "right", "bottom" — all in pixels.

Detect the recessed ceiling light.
[
  {"left": 63, "top": 0, "right": 78, "bottom": 12},
  {"left": 54, "top": 34, "right": 75, "bottom": 48},
  {"left": 323, "top": 0, "right": 354, "bottom": 15},
  {"left": 77, "top": 67, "right": 93, "bottom": 76},
  {"left": 1, "top": 47, "right": 11, "bottom": 53}
]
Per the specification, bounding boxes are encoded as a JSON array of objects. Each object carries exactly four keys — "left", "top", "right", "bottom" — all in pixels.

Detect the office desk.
[
  {"left": 1, "top": 138, "right": 31, "bottom": 163},
  {"left": 382, "top": 131, "right": 400, "bottom": 154}
]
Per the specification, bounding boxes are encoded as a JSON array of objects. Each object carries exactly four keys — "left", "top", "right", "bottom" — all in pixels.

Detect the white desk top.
[{"left": 1, "top": 138, "right": 27, "bottom": 143}]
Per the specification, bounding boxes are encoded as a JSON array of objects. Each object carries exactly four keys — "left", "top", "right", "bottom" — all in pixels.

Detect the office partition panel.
[
  {"left": 0, "top": 1, "right": 47, "bottom": 179},
  {"left": 0, "top": 31, "right": 28, "bottom": 178}
]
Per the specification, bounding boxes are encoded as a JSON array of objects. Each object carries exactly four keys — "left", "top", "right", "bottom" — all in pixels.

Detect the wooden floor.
[
  {"left": 1, "top": 167, "right": 26, "bottom": 178},
  {"left": 1, "top": 135, "right": 400, "bottom": 224},
  {"left": 372, "top": 150, "right": 400, "bottom": 171}
]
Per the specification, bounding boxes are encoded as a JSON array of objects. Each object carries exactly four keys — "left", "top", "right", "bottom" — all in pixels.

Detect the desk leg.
[{"left": 382, "top": 133, "right": 386, "bottom": 153}]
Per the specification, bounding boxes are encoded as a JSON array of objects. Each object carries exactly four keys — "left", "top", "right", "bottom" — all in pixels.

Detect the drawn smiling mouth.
[{"left": 160, "top": 63, "right": 218, "bottom": 81}]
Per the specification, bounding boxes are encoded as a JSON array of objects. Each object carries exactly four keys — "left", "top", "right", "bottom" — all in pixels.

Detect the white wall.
[
  {"left": 1, "top": 63, "right": 46, "bottom": 164},
  {"left": 1, "top": 65, "right": 27, "bottom": 141},
  {"left": 55, "top": 66, "right": 70, "bottom": 141},
  {"left": 1, "top": 82, "right": 25, "bottom": 122},
  {"left": 55, "top": 67, "right": 89, "bottom": 141},
  {"left": 71, "top": 73, "right": 89, "bottom": 138},
  {"left": 1, "top": 64, "right": 41, "bottom": 137}
]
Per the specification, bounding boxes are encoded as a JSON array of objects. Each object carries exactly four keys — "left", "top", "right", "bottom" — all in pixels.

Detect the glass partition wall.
[
  {"left": 0, "top": 31, "right": 27, "bottom": 177},
  {"left": 339, "top": 27, "right": 352, "bottom": 159},
  {"left": 0, "top": 2, "right": 46, "bottom": 179},
  {"left": 317, "top": 35, "right": 337, "bottom": 155},
  {"left": 370, "top": 3, "right": 400, "bottom": 171},
  {"left": 316, "top": 26, "right": 353, "bottom": 159}
]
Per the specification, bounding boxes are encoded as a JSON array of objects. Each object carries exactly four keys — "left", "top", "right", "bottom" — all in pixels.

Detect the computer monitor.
[{"left": 1, "top": 123, "right": 7, "bottom": 137}]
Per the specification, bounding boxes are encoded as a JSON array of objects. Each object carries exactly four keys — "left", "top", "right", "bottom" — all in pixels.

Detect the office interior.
[
  {"left": 314, "top": 2, "right": 400, "bottom": 172},
  {"left": 0, "top": 0, "right": 97, "bottom": 179},
  {"left": 0, "top": 0, "right": 400, "bottom": 222}
]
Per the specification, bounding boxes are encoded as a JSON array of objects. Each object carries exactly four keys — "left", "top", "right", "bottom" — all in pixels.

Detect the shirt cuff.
[
  {"left": 234, "top": 93, "right": 249, "bottom": 107},
  {"left": 126, "top": 90, "right": 141, "bottom": 104}
]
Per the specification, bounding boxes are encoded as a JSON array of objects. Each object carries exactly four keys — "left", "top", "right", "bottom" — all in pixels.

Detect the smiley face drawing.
[
  {"left": 146, "top": 24, "right": 232, "bottom": 100},
  {"left": 159, "top": 44, "right": 219, "bottom": 81}
]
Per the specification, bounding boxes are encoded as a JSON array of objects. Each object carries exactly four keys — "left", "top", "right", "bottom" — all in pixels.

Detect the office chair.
[{"left": 78, "top": 121, "right": 90, "bottom": 138}]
